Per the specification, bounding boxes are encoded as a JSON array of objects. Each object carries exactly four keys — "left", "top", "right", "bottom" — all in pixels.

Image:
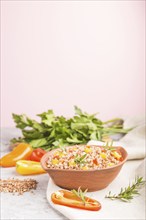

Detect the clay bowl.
[{"left": 41, "top": 145, "right": 128, "bottom": 192}]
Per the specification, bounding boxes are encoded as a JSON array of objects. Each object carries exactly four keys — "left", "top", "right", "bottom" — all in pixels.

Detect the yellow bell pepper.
[
  {"left": 100, "top": 152, "right": 107, "bottom": 159},
  {"left": 69, "top": 160, "right": 76, "bottom": 166},
  {"left": 107, "top": 162, "right": 115, "bottom": 167},
  {"left": 84, "top": 147, "right": 92, "bottom": 154},
  {"left": 52, "top": 158, "right": 59, "bottom": 165},
  {"left": 111, "top": 151, "right": 122, "bottom": 160},
  {"left": 16, "top": 160, "right": 46, "bottom": 175},
  {"left": 81, "top": 166, "right": 89, "bottom": 170}
]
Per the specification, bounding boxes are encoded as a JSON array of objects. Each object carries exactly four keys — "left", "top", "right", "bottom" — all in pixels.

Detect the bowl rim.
[{"left": 41, "top": 145, "right": 128, "bottom": 172}]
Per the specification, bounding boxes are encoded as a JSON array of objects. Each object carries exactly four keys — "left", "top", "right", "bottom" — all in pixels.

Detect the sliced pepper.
[
  {"left": 16, "top": 160, "right": 46, "bottom": 175},
  {"left": 51, "top": 190, "right": 101, "bottom": 211},
  {"left": 0, "top": 143, "right": 32, "bottom": 167}
]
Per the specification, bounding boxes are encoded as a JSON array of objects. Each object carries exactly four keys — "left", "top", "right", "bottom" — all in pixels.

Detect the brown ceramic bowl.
[{"left": 41, "top": 145, "right": 128, "bottom": 192}]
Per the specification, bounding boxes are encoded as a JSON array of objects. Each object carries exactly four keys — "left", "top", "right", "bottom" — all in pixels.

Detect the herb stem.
[
  {"left": 105, "top": 176, "right": 146, "bottom": 202},
  {"left": 71, "top": 187, "right": 88, "bottom": 205}
]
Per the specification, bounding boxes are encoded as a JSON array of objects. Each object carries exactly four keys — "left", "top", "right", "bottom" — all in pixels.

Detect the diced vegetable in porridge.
[{"left": 46, "top": 145, "right": 123, "bottom": 170}]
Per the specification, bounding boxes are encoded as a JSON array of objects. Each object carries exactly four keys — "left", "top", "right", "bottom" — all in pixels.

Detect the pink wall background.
[{"left": 1, "top": 1, "right": 145, "bottom": 127}]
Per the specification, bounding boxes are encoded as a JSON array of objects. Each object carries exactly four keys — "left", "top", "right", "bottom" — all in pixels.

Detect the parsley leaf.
[{"left": 11, "top": 106, "right": 131, "bottom": 150}]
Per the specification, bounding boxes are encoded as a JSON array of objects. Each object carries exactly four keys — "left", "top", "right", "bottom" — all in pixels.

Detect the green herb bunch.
[{"left": 11, "top": 106, "right": 131, "bottom": 150}]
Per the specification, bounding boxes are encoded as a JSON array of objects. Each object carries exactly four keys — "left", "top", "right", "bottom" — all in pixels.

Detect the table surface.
[{"left": 0, "top": 128, "right": 145, "bottom": 220}]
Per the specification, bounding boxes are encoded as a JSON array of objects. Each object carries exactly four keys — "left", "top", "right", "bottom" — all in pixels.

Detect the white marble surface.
[{"left": 0, "top": 128, "right": 67, "bottom": 220}]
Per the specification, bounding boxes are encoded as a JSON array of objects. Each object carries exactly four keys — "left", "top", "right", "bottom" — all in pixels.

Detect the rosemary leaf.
[
  {"left": 71, "top": 187, "right": 88, "bottom": 205},
  {"left": 105, "top": 176, "right": 146, "bottom": 202},
  {"left": 74, "top": 154, "right": 87, "bottom": 164},
  {"left": 103, "top": 141, "right": 115, "bottom": 151},
  {"left": 71, "top": 189, "right": 79, "bottom": 197}
]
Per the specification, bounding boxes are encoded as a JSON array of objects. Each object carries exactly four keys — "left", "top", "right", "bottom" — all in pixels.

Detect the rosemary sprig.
[
  {"left": 103, "top": 141, "right": 115, "bottom": 151},
  {"left": 71, "top": 187, "right": 88, "bottom": 205},
  {"left": 74, "top": 154, "right": 87, "bottom": 164},
  {"left": 105, "top": 176, "right": 146, "bottom": 202}
]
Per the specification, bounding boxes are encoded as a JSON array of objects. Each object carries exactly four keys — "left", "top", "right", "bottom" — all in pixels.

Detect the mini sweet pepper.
[
  {"left": 0, "top": 143, "right": 33, "bottom": 167},
  {"left": 16, "top": 160, "right": 46, "bottom": 175}
]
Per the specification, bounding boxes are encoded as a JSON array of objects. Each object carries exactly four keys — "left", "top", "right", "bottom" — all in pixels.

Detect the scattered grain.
[{"left": 0, "top": 178, "right": 38, "bottom": 195}]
